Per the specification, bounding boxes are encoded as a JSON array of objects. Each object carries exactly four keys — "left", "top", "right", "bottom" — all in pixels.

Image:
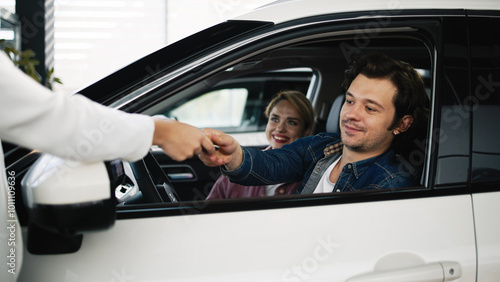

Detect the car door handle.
[
  {"left": 162, "top": 165, "right": 198, "bottom": 181},
  {"left": 346, "top": 261, "right": 462, "bottom": 282},
  {"left": 167, "top": 172, "right": 195, "bottom": 180}
]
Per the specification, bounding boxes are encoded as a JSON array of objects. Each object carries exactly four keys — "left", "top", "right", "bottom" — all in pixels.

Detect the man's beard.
[{"left": 340, "top": 120, "right": 367, "bottom": 152}]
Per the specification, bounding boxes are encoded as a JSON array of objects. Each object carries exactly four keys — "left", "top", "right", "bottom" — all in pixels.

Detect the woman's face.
[{"left": 265, "top": 99, "right": 310, "bottom": 149}]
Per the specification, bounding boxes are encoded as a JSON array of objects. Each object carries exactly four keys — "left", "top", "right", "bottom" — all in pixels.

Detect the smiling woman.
[{"left": 265, "top": 90, "right": 315, "bottom": 149}]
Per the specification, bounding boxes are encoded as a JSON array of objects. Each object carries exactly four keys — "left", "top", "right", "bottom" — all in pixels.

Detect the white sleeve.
[{"left": 0, "top": 52, "right": 154, "bottom": 162}]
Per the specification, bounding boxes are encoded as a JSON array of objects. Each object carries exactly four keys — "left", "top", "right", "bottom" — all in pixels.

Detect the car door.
[{"left": 18, "top": 12, "right": 480, "bottom": 282}]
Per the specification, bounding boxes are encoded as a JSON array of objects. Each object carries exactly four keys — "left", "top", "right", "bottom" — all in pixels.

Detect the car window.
[
  {"left": 470, "top": 17, "right": 500, "bottom": 184},
  {"left": 169, "top": 88, "right": 249, "bottom": 128},
  {"left": 132, "top": 19, "right": 438, "bottom": 206},
  {"left": 161, "top": 68, "right": 313, "bottom": 146},
  {"left": 433, "top": 17, "right": 470, "bottom": 187}
]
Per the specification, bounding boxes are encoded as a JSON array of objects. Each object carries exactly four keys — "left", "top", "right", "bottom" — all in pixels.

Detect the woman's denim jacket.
[{"left": 223, "top": 133, "right": 417, "bottom": 193}]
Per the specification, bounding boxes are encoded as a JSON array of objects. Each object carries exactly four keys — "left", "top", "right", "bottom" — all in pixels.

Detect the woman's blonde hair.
[{"left": 264, "top": 90, "right": 315, "bottom": 134}]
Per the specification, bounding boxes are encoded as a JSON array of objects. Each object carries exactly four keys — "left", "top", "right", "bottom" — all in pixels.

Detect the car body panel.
[
  {"left": 236, "top": 0, "right": 500, "bottom": 24},
  {"left": 19, "top": 194, "right": 476, "bottom": 281},
  {"left": 473, "top": 192, "right": 500, "bottom": 281}
]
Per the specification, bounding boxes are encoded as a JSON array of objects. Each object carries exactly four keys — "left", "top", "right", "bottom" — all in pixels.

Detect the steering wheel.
[{"left": 128, "top": 151, "right": 180, "bottom": 203}]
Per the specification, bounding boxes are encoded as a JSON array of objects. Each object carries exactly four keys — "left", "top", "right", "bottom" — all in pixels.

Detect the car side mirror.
[{"left": 21, "top": 154, "right": 124, "bottom": 254}]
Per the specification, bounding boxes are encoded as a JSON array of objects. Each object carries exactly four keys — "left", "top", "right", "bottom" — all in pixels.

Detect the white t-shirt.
[
  {"left": 313, "top": 156, "right": 341, "bottom": 193},
  {"left": 0, "top": 52, "right": 154, "bottom": 281},
  {"left": 266, "top": 184, "right": 282, "bottom": 196}
]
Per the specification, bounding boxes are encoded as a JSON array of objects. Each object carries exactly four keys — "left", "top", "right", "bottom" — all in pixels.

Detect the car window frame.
[{"left": 104, "top": 12, "right": 477, "bottom": 217}]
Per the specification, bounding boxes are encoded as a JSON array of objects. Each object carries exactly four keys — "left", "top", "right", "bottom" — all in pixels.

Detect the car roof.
[{"left": 232, "top": 0, "right": 500, "bottom": 24}]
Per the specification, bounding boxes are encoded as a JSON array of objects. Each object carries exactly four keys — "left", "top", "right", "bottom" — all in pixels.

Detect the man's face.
[{"left": 339, "top": 73, "right": 397, "bottom": 157}]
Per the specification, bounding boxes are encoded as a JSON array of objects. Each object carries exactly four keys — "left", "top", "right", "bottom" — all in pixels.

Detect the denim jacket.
[{"left": 223, "top": 133, "right": 417, "bottom": 193}]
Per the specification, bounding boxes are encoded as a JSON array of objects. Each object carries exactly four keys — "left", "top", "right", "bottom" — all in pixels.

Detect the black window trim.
[{"left": 467, "top": 12, "right": 500, "bottom": 193}]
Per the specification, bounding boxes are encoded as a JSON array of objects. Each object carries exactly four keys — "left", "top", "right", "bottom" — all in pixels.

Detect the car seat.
[{"left": 325, "top": 95, "right": 344, "bottom": 134}]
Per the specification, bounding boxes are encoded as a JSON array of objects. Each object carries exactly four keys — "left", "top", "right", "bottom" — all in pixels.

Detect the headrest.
[{"left": 326, "top": 95, "right": 344, "bottom": 133}]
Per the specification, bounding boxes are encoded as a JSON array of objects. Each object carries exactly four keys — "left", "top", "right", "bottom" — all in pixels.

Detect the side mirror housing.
[{"left": 21, "top": 154, "right": 124, "bottom": 253}]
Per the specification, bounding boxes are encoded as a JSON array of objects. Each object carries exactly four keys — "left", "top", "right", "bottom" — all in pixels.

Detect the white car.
[{"left": 7, "top": 0, "right": 500, "bottom": 281}]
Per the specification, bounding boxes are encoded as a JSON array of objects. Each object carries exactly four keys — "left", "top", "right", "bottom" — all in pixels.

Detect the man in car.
[{"left": 199, "top": 53, "right": 429, "bottom": 193}]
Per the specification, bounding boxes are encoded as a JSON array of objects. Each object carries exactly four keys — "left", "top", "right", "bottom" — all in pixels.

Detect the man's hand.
[
  {"left": 152, "top": 118, "right": 214, "bottom": 161},
  {"left": 199, "top": 128, "right": 243, "bottom": 170}
]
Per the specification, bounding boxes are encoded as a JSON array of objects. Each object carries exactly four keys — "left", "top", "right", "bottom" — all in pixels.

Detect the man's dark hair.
[{"left": 342, "top": 53, "right": 429, "bottom": 162}]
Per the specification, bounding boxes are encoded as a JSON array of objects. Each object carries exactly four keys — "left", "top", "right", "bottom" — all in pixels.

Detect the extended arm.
[
  {"left": 0, "top": 53, "right": 213, "bottom": 162},
  {"left": 200, "top": 128, "right": 307, "bottom": 186}
]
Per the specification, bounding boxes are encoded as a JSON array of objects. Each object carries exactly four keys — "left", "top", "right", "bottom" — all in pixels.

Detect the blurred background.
[{"left": 0, "top": 0, "right": 274, "bottom": 94}]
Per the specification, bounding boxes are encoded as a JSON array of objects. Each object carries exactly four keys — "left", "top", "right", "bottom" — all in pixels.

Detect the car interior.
[{"left": 118, "top": 31, "right": 434, "bottom": 205}]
